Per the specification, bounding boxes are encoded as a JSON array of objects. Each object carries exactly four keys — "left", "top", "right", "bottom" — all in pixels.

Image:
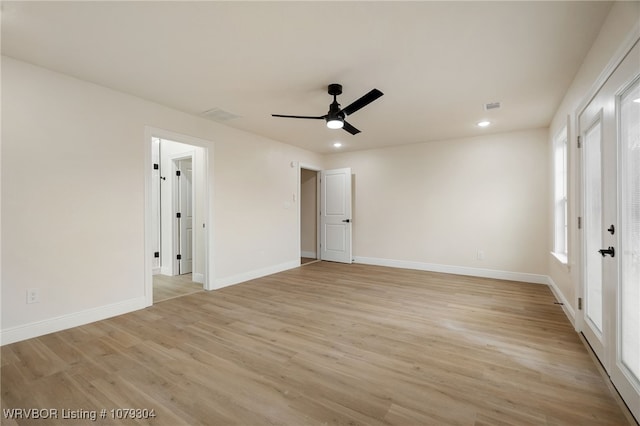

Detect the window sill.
[{"left": 551, "top": 251, "right": 568, "bottom": 266}]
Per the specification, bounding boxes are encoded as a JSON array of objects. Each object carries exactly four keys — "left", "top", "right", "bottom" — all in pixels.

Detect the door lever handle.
[
  {"left": 342, "top": 219, "right": 351, "bottom": 223},
  {"left": 598, "top": 247, "right": 615, "bottom": 257}
]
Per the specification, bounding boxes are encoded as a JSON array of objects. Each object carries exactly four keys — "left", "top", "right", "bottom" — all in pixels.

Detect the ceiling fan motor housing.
[{"left": 328, "top": 83, "right": 343, "bottom": 96}]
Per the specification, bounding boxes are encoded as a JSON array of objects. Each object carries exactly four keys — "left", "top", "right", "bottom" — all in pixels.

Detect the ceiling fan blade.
[
  {"left": 342, "top": 121, "right": 361, "bottom": 135},
  {"left": 272, "top": 114, "right": 326, "bottom": 120},
  {"left": 341, "top": 88, "right": 383, "bottom": 116}
]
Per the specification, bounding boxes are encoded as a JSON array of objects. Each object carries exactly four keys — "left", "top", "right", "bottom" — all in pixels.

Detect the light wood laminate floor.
[
  {"left": 1, "top": 262, "right": 634, "bottom": 425},
  {"left": 153, "top": 273, "right": 203, "bottom": 303}
]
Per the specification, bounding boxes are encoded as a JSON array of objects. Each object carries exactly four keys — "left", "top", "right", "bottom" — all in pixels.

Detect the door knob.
[
  {"left": 342, "top": 219, "right": 351, "bottom": 223},
  {"left": 598, "top": 247, "right": 615, "bottom": 257},
  {"left": 607, "top": 225, "right": 615, "bottom": 235}
]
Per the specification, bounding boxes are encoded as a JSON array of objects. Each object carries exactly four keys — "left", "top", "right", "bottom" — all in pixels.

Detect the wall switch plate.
[
  {"left": 27, "top": 288, "right": 40, "bottom": 304},
  {"left": 477, "top": 250, "right": 485, "bottom": 261}
]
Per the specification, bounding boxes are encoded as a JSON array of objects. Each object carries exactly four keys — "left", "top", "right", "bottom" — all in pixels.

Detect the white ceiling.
[{"left": 1, "top": 1, "right": 613, "bottom": 153}]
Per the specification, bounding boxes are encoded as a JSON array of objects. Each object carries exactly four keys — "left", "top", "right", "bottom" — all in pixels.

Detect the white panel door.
[
  {"left": 320, "top": 168, "right": 352, "bottom": 263},
  {"left": 579, "top": 39, "right": 640, "bottom": 421},
  {"left": 178, "top": 159, "right": 193, "bottom": 274}
]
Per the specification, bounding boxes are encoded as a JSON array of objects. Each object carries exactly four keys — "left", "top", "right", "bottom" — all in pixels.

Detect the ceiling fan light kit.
[
  {"left": 326, "top": 119, "right": 344, "bottom": 129},
  {"left": 272, "top": 83, "right": 383, "bottom": 135}
]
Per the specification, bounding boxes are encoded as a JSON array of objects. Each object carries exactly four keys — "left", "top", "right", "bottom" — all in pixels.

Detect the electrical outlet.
[
  {"left": 477, "top": 250, "right": 485, "bottom": 261},
  {"left": 27, "top": 288, "right": 40, "bottom": 304}
]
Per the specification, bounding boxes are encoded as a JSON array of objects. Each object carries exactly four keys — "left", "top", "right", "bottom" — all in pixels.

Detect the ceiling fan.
[{"left": 272, "top": 84, "right": 383, "bottom": 135}]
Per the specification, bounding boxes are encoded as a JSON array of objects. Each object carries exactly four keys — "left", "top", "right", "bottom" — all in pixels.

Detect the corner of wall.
[{"left": 213, "top": 260, "right": 300, "bottom": 290}]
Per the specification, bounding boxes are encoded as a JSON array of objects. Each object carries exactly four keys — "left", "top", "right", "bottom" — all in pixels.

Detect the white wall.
[
  {"left": 325, "top": 129, "right": 549, "bottom": 281},
  {"left": 547, "top": 1, "right": 640, "bottom": 317},
  {"left": 1, "top": 57, "right": 323, "bottom": 343},
  {"left": 211, "top": 137, "right": 319, "bottom": 285}
]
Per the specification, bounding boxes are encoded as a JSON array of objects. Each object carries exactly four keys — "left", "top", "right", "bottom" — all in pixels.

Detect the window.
[{"left": 553, "top": 127, "right": 568, "bottom": 262}]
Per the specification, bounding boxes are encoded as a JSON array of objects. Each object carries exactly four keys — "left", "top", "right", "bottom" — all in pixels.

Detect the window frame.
[{"left": 553, "top": 126, "right": 569, "bottom": 264}]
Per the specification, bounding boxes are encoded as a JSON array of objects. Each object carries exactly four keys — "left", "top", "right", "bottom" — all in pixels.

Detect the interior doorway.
[
  {"left": 152, "top": 273, "right": 202, "bottom": 304},
  {"left": 300, "top": 167, "right": 319, "bottom": 265},
  {"left": 298, "top": 164, "right": 353, "bottom": 265},
  {"left": 145, "top": 128, "right": 213, "bottom": 306}
]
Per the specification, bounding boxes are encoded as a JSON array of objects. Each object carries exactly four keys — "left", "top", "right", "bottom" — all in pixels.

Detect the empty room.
[{"left": 1, "top": 1, "right": 639, "bottom": 425}]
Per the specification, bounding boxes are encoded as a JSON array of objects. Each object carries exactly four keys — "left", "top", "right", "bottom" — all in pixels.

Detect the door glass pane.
[
  {"left": 585, "top": 120, "right": 603, "bottom": 333},
  {"left": 620, "top": 81, "right": 640, "bottom": 381}
]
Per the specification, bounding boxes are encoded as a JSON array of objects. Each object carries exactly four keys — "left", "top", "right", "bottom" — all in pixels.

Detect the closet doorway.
[
  {"left": 300, "top": 166, "right": 320, "bottom": 265},
  {"left": 298, "top": 164, "right": 354, "bottom": 266}
]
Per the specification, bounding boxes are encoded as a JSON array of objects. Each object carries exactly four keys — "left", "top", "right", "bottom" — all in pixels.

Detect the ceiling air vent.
[
  {"left": 483, "top": 102, "right": 501, "bottom": 111},
  {"left": 201, "top": 107, "right": 240, "bottom": 122}
]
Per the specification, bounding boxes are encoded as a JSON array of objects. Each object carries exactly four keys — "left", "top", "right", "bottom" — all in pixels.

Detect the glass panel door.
[
  {"left": 584, "top": 120, "right": 604, "bottom": 336},
  {"left": 619, "top": 79, "right": 640, "bottom": 393},
  {"left": 580, "top": 39, "right": 639, "bottom": 422}
]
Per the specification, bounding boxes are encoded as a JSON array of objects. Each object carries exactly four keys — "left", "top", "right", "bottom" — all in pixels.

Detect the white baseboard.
[
  {"left": 354, "top": 256, "right": 550, "bottom": 285},
  {"left": 301, "top": 250, "right": 317, "bottom": 259},
  {"left": 213, "top": 260, "right": 300, "bottom": 290},
  {"left": 546, "top": 276, "right": 576, "bottom": 326},
  {"left": 354, "top": 256, "right": 585, "bottom": 325},
  {"left": 160, "top": 266, "right": 172, "bottom": 276},
  {"left": 192, "top": 272, "right": 204, "bottom": 284},
  {"left": 0, "top": 296, "right": 147, "bottom": 346},
  {"left": 354, "top": 256, "right": 578, "bottom": 328},
  {"left": 152, "top": 267, "right": 161, "bottom": 275}
]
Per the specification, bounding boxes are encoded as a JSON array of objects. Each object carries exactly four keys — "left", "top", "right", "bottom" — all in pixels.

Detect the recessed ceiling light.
[
  {"left": 333, "top": 142, "right": 342, "bottom": 148},
  {"left": 633, "top": 98, "right": 640, "bottom": 103},
  {"left": 477, "top": 121, "right": 491, "bottom": 127}
]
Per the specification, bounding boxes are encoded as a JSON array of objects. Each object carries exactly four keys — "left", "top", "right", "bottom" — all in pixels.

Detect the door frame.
[
  {"left": 297, "top": 162, "right": 322, "bottom": 264},
  {"left": 144, "top": 127, "right": 215, "bottom": 307},
  {"left": 171, "top": 154, "right": 194, "bottom": 276},
  {"left": 296, "top": 162, "right": 353, "bottom": 264}
]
